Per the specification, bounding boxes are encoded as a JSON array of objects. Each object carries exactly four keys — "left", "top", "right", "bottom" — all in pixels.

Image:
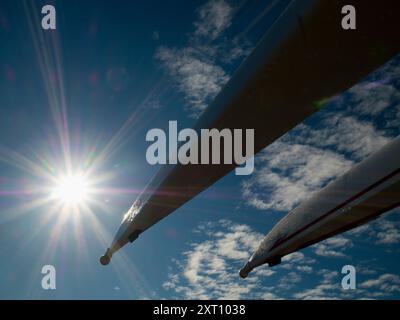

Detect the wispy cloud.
[
  {"left": 345, "top": 210, "right": 400, "bottom": 245},
  {"left": 347, "top": 83, "right": 400, "bottom": 116},
  {"left": 242, "top": 141, "right": 354, "bottom": 212},
  {"left": 291, "top": 115, "right": 392, "bottom": 160},
  {"left": 386, "top": 106, "right": 400, "bottom": 128},
  {"left": 163, "top": 219, "right": 278, "bottom": 299},
  {"left": 155, "top": 0, "right": 252, "bottom": 116},
  {"left": 342, "top": 56, "right": 400, "bottom": 119},
  {"left": 312, "top": 235, "right": 353, "bottom": 258},
  {"left": 163, "top": 220, "right": 316, "bottom": 299},
  {"left": 375, "top": 220, "right": 400, "bottom": 245},
  {"left": 293, "top": 269, "right": 341, "bottom": 300},
  {"left": 359, "top": 274, "right": 400, "bottom": 297},
  {"left": 194, "top": 0, "right": 233, "bottom": 40},
  {"left": 241, "top": 115, "right": 392, "bottom": 213},
  {"left": 164, "top": 217, "right": 400, "bottom": 299},
  {"left": 277, "top": 271, "right": 302, "bottom": 290},
  {"left": 156, "top": 47, "right": 229, "bottom": 113},
  {"left": 294, "top": 269, "right": 400, "bottom": 300}
]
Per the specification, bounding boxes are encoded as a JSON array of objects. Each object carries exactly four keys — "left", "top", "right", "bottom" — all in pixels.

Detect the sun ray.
[
  {"left": 83, "top": 209, "right": 154, "bottom": 298},
  {"left": 0, "top": 0, "right": 161, "bottom": 300}
]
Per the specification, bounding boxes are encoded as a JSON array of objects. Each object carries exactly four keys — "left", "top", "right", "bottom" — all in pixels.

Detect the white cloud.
[
  {"left": 375, "top": 219, "right": 400, "bottom": 245},
  {"left": 293, "top": 269, "right": 340, "bottom": 300},
  {"left": 277, "top": 271, "right": 302, "bottom": 290},
  {"left": 346, "top": 83, "right": 400, "bottom": 116},
  {"left": 346, "top": 223, "right": 370, "bottom": 236},
  {"left": 155, "top": 0, "right": 252, "bottom": 116},
  {"left": 312, "top": 235, "right": 353, "bottom": 258},
  {"left": 282, "top": 251, "right": 307, "bottom": 263},
  {"left": 386, "top": 106, "right": 400, "bottom": 128},
  {"left": 163, "top": 220, "right": 279, "bottom": 299},
  {"left": 360, "top": 274, "right": 400, "bottom": 296},
  {"left": 280, "top": 251, "right": 316, "bottom": 274},
  {"left": 261, "top": 292, "right": 281, "bottom": 299},
  {"left": 343, "top": 210, "right": 400, "bottom": 246},
  {"left": 164, "top": 219, "right": 400, "bottom": 300},
  {"left": 183, "top": 242, "right": 212, "bottom": 284},
  {"left": 292, "top": 115, "right": 392, "bottom": 160},
  {"left": 156, "top": 47, "right": 229, "bottom": 114},
  {"left": 342, "top": 56, "right": 400, "bottom": 119},
  {"left": 194, "top": 0, "right": 233, "bottom": 40},
  {"left": 242, "top": 141, "right": 353, "bottom": 212},
  {"left": 163, "top": 219, "right": 324, "bottom": 299},
  {"left": 293, "top": 269, "right": 400, "bottom": 300}
]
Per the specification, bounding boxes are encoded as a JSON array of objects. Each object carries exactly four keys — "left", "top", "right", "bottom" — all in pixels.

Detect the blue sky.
[{"left": 0, "top": 0, "right": 399, "bottom": 299}]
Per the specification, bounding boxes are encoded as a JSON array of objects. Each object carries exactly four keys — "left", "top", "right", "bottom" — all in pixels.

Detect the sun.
[{"left": 52, "top": 173, "right": 90, "bottom": 205}]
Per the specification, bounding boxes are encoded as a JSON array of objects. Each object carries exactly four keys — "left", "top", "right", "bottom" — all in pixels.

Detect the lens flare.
[{"left": 52, "top": 174, "right": 89, "bottom": 205}]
